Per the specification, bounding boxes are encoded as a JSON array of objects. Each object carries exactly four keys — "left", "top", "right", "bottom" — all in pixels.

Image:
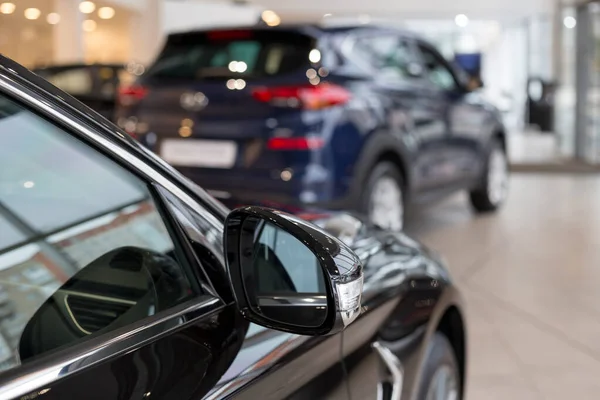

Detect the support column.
[
  {"left": 53, "top": 0, "right": 84, "bottom": 64},
  {"left": 129, "top": 0, "right": 162, "bottom": 65},
  {"left": 551, "top": 0, "right": 563, "bottom": 83},
  {"left": 574, "top": 4, "right": 591, "bottom": 160}
]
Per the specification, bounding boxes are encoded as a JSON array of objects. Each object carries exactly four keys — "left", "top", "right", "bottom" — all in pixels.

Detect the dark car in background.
[
  {"left": 116, "top": 24, "right": 509, "bottom": 231},
  {"left": 0, "top": 55, "right": 466, "bottom": 400},
  {"left": 34, "top": 63, "right": 136, "bottom": 121}
]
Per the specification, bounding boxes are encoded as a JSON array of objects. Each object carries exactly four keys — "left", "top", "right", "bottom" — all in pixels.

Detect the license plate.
[{"left": 160, "top": 139, "right": 237, "bottom": 168}]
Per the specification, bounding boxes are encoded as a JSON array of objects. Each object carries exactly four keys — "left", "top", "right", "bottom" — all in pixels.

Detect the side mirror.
[
  {"left": 224, "top": 206, "right": 363, "bottom": 336},
  {"left": 467, "top": 76, "right": 483, "bottom": 90}
]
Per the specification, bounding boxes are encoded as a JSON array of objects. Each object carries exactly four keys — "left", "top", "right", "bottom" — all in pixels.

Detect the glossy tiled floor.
[{"left": 405, "top": 174, "right": 600, "bottom": 400}]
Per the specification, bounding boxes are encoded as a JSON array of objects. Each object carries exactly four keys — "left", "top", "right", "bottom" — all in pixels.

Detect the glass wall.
[
  {"left": 558, "top": 1, "right": 600, "bottom": 164},
  {"left": 556, "top": 6, "right": 577, "bottom": 159},
  {"left": 585, "top": 3, "right": 600, "bottom": 163}
]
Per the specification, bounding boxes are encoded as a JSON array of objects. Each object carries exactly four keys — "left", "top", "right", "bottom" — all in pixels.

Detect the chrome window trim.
[
  {"left": 0, "top": 296, "right": 221, "bottom": 400},
  {"left": 0, "top": 74, "right": 224, "bottom": 235}
]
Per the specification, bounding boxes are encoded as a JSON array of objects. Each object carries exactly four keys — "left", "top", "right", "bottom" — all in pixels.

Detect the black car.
[
  {"left": 0, "top": 55, "right": 466, "bottom": 400},
  {"left": 33, "top": 63, "right": 136, "bottom": 122},
  {"left": 116, "top": 24, "right": 508, "bottom": 231}
]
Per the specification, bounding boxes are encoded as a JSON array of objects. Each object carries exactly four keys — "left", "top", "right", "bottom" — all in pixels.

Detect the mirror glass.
[{"left": 241, "top": 219, "right": 328, "bottom": 328}]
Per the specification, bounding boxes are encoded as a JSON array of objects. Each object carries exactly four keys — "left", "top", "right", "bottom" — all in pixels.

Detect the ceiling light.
[
  {"left": 82, "top": 19, "right": 97, "bottom": 32},
  {"left": 79, "top": 1, "right": 96, "bottom": 14},
  {"left": 98, "top": 6, "right": 115, "bottom": 19},
  {"left": 564, "top": 16, "right": 577, "bottom": 29},
  {"left": 0, "top": 2, "right": 15, "bottom": 14},
  {"left": 323, "top": 13, "right": 332, "bottom": 18},
  {"left": 24, "top": 8, "right": 41, "bottom": 20},
  {"left": 46, "top": 12, "right": 60, "bottom": 25},
  {"left": 454, "top": 14, "right": 469, "bottom": 28},
  {"left": 261, "top": 10, "right": 281, "bottom": 27}
]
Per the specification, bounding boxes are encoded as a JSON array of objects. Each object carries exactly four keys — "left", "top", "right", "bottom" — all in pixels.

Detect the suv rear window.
[{"left": 145, "top": 30, "right": 314, "bottom": 80}]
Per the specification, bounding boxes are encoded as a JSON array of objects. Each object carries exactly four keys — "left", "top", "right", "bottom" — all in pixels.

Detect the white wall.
[
  {"left": 162, "top": 1, "right": 261, "bottom": 34},
  {"left": 485, "top": 22, "right": 530, "bottom": 132},
  {"left": 124, "top": 0, "right": 262, "bottom": 64},
  {"left": 251, "top": 0, "right": 554, "bottom": 21},
  {"left": 105, "top": 0, "right": 147, "bottom": 12}
]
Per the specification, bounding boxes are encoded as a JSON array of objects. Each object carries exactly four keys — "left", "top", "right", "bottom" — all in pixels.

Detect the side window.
[
  {"left": 0, "top": 95, "right": 198, "bottom": 371},
  {"left": 351, "top": 35, "right": 417, "bottom": 81},
  {"left": 417, "top": 44, "right": 458, "bottom": 91}
]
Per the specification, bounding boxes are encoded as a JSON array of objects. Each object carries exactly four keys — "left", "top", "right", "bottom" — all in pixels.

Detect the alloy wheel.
[
  {"left": 425, "top": 365, "right": 459, "bottom": 400},
  {"left": 487, "top": 148, "right": 509, "bottom": 206},
  {"left": 368, "top": 176, "right": 403, "bottom": 231}
]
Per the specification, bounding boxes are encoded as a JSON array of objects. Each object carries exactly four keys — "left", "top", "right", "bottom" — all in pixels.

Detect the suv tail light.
[
  {"left": 118, "top": 85, "right": 148, "bottom": 106},
  {"left": 267, "top": 137, "right": 325, "bottom": 151},
  {"left": 252, "top": 83, "right": 350, "bottom": 110}
]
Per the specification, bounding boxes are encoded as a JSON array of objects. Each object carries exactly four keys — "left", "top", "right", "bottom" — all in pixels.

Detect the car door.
[
  {"left": 349, "top": 33, "right": 450, "bottom": 191},
  {"left": 0, "top": 89, "right": 240, "bottom": 400},
  {"left": 415, "top": 42, "right": 484, "bottom": 184},
  {"left": 0, "top": 73, "right": 349, "bottom": 400}
]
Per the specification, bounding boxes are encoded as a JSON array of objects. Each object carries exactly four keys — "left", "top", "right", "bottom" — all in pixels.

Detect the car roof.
[{"left": 167, "top": 23, "right": 419, "bottom": 40}]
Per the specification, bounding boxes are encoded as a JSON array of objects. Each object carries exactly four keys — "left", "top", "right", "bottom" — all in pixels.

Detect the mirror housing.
[{"left": 224, "top": 206, "right": 363, "bottom": 336}]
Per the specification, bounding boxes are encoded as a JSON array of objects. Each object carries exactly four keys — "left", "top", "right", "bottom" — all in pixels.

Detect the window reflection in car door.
[{"left": 0, "top": 94, "right": 197, "bottom": 370}]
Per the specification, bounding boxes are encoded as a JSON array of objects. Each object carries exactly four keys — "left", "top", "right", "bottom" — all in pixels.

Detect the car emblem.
[{"left": 180, "top": 91, "right": 208, "bottom": 111}]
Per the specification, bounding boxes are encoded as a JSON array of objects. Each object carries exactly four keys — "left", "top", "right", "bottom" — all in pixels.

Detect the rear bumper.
[{"left": 175, "top": 165, "right": 354, "bottom": 212}]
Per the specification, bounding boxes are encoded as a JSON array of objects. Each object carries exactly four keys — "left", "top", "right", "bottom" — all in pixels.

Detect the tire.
[
  {"left": 417, "top": 333, "right": 461, "bottom": 400},
  {"left": 469, "top": 140, "right": 509, "bottom": 213},
  {"left": 360, "top": 161, "right": 404, "bottom": 231}
]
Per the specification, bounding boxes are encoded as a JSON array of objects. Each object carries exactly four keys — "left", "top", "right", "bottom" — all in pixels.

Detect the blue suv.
[{"left": 116, "top": 24, "right": 508, "bottom": 230}]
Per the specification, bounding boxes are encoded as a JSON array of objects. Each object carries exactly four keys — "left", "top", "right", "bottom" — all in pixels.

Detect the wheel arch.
[
  {"left": 374, "top": 150, "right": 409, "bottom": 191},
  {"left": 350, "top": 132, "right": 413, "bottom": 205},
  {"left": 493, "top": 128, "right": 507, "bottom": 153}
]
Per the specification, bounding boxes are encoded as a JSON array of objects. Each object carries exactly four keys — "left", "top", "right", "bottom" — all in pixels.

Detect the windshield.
[{"left": 145, "top": 30, "right": 314, "bottom": 81}]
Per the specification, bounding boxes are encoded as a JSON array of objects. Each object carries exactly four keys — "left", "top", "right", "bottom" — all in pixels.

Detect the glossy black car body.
[
  {"left": 116, "top": 24, "right": 507, "bottom": 230},
  {"left": 0, "top": 55, "right": 466, "bottom": 400}
]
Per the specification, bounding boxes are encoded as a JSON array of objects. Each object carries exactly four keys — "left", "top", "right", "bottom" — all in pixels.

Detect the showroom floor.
[{"left": 405, "top": 174, "right": 600, "bottom": 400}]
